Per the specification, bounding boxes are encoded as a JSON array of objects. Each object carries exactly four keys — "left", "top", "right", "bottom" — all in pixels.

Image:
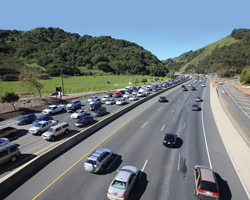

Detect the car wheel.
[
  {"left": 10, "top": 155, "right": 17, "bottom": 162},
  {"left": 23, "top": 122, "right": 26, "bottom": 125},
  {"left": 65, "top": 129, "right": 68, "bottom": 134},
  {"left": 38, "top": 131, "right": 42, "bottom": 136},
  {"left": 51, "top": 136, "right": 55, "bottom": 141},
  {"left": 100, "top": 166, "right": 104, "bottom": 172}
]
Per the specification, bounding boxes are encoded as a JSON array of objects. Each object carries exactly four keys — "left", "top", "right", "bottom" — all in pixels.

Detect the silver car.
[
  {"left": 107, "top": 165, "right": 139, "bottom": 200},
  {"left": 106, "top": 98, "right": 116, "bottom": 105}
]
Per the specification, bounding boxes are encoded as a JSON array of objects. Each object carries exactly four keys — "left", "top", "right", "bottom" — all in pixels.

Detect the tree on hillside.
[
  {"left": 0, "top": 92, "right": 19, "bottom": 110},
  {"left": 141, "top": 78, "right": 147, "bottom": 84},
  {"left": 18, "top": 70, "right": 44, "bottom": 97}
]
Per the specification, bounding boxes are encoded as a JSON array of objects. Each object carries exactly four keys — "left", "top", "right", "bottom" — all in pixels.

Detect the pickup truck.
[
  {"left": 42, "top": 105, "right": 66, "bottom": 115},
  {"left": 0, "top": 127, "right": 17, "bottom": 138},
  {"left": 29, "top": 120, "right": 59, "bottom": 135}
]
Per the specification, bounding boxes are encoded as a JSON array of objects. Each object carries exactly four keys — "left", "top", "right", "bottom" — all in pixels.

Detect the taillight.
[
  {"left": 121, "top": 194, "right": 125, "bottom": 198},
  {"left": 213, "top": 192, "right": 219, "bottom": 196},
  {"left": 107, "top": 191, "right": 110, "bottom": 195},
  {"left": 95, "top": 164, "right": 99, "bottom": 168},
  {"left": 172, "top": 142, "right": 175, "bottom": 144},
  {"left": 163, "top": 141, "right": 166, "bottom": 143},
  {"left": 197, "top": 186, "right": 205, "bottom": 193}
]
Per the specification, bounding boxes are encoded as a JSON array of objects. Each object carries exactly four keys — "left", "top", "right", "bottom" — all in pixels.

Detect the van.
[
  {"left": 42, "top": 122, "right": 71, "bottom": 141},
  {"left": 0, "top": 143, "right": 20, "bottom": 165}
]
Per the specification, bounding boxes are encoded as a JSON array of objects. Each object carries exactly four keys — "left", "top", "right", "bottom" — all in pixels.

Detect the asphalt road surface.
[{"left": 2, "top": 77, "right": 248, "bottom": 200}]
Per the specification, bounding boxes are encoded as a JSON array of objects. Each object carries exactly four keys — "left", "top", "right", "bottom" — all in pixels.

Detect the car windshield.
[
  {"left": 79, "top": 118, "right": 85, "bottom": 122},
  {"left": 196, "top": 97, "right": 200, "bottom": 99},
  {"left": 193, "top": 105, "right": 198, "bottom": 108},
  {"left": 37, "top": 117, "right": 44, "bottom": 120},
  {"left": 46, "top": 107, "right": 53, "bottom": 110},
  {"left": 111, "top": 180, "right": 126, "bottom": 190},
  {"left": 199, "top": 181, "right": 218, "bottom": 192},
  {"left": 75, "top": 110, "right": 81, "bottom": 113},
  {"left": 35, "top": 123, "right": 43, "bottom": 127},
  {"left": 19, "top": 116, "right": 27, "bottom": 120},
  {"left": 165, "top": 135, "right": 174, "bottom": 140},
  {"left": 48, "top": 128, "right": 55, "bottom": 133}
]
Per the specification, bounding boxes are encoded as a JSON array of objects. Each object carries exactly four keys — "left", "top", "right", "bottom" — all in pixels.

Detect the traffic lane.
[
  {"left": 206, "top": 84, "right": 249, "bottom": 199},
  {"left": 217, "top": 84, "right": 250, "bottom": 138},
  {"left": 3, "top": 83, "right": 186, "bottom": 199}
]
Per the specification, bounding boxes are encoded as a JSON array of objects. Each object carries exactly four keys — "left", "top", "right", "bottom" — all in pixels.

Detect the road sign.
[{"left": 209, "top": 73, "right": 217, "bottom": 76}]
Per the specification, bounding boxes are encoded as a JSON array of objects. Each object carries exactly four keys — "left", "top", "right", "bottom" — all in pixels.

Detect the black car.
[
  {"left": 75, "top": 116, "right": 94, "bottom": 127},
  {"left": 119, "top": 90, "right": 125, "bottom": 94},
  {"left": 191, "top": 87, "right": 196, "bottom": 91},
  {"left": 163, "top": 133, "right": 177, "bottom": 147},
  {"left": 92, "top": 107, "right": 107, "bottom": 117},
  {"left": 89, "top": 102, "right": 102, "bottom": 111},
  {"left": 158, "top": 96, "right": 167, "bottom": 102},
  {"left": 15, "top": 114, "right": 37, "bottom": 125},
  {"left": 181, "top": 84, "right": 185, "bottom": 88},
  {"left": 67, "top": 104, "right": 82, "bottom": 113},
  {"left": 191, "top": 104, "right": 200, "bottom": 111}
]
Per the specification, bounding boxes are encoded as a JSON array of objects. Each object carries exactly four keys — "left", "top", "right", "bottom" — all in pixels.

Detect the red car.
[{"left": 112, "top": 92, "right": 122, "bottom": 98}]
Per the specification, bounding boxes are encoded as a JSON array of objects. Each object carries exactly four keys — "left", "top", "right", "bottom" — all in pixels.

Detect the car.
[
  {"left": 107, "top": 165, "right": 139, "bottom": 200},
  {"left": 66, "top": 104, "right": 82, "bottom": 113},
  {"left": 50, "top": 91, "right": 59, "bottom": 96},
  {"left": 75, "top": 116, "right": 94, "bottom": 127},
  {"left": 84, "top": 148, "right": 114, "bottom": 173},
  {"left": 92, "top": 107, "right": 107, "bottom": 117},
  {"left": 182, "top": 87, "right": 188, "bottom": 91},
  {"left": 15, "top": 114, "right": 37, "bottom": 125},
  {"left": 163, "top": 133, "right": 177, "bottom": 147},
  {"left": 66, "top": 100, "right": 81, "bottom": 108},
  {"left": 32, "top": 116, "right": 53, "bottom": 126},
  {"left": 219, "top": 81, "right": 223, "bottom": 85},
  {"left": 106, "top": 98, "right": 116, "bottom": 105},
  {"left": 199, "top": 80, "right": 202, "bottom": 83},
  {"left": 191, "top": 87, "right": 196, "bottom": 91},
  {"left": 29, "top": 120, "right": 58, "bottom": 135},
  {"left": 0, "top": 138, "right": 10, "bottom": 147},
  {"left": 188, "top": 84, "right": 192, "bottom": 87},
  {"left": 113, "top": 92, "right": 122, "bottom": 98},
  {"left": 71, "top": 109, "right": 87, "bottom": 119},
  {"left": 116, "top": 98, "right": 127, "bottom": 105},
  {"left": 191, "top": 104, "right": 200, "bottom": 111},
  {"left": 89, "top": 102, "right": 102, "bottom": 111},
  {"left": 129, "top": 95, "right": 138, "bottom": 101},
  {"left": 193, "top": 165, "right": 219, "bottom": 200},
  {"left": 42, "top": 105, "right": 66, "bottom": 115},
  {"left": 102, "top": 96, "right": 110, "bottom": 102},
  {"left": 195, "top": 97, "right": 202, "bottom": 102},
  {"left": 119, "top": 90, "right": 125, "bottom": 94},
  {"left": 152, "top": 87, "right": 158, "bottom": 92},
  {"left": 89, "top": 98, "right": 101, "bottom": 105},
  {"left": 88, "top": 96, "right": 100, "bottom": 102},
  {"left": 181, "top": 84, "right": 185, "bottom": 88},
  {"left": 123, "top": 93, "right": 132, "bottom": 98},
  {"left": 201, "top": 84, "right": 206, "bottom": 87},
  {"left": 158, "top": 96, "right": 167, "bottom": 102},
  {"left": 105, "top": 93, "right": 113, "bottom": 97}
]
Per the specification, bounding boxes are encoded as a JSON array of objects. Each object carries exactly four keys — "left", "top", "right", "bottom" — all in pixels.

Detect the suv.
[
  {"left": 0, "top": 143, "right": 20, "bottom": 165},
  {"left": 15, "top": 114, "right": 37, "bottom": 125},
  {"left": 193, "top": 165, "right": 219, "bottom": 200},
  {"left": 92, "top": 107, "right": 107, "bottom": 117},
  {"left": 89, "top": 102, "right": 102, "bottom": 111},
  {"left": 84, "top": 148, "right": 114, "bottom": 173},
  {"left": 42, "top": 122, "right": 71, "bottom": 141}
]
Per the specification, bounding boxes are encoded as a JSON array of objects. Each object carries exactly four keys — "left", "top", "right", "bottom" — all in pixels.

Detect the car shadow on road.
[
  {"left": 129, "top": 172, "right": 148, "bottom": 200},
  {"left": 99, "top": 154, "right": 122, "bottom": 175},
  {"left": 215, "top": 173, "right": 232, "bottom": 200},
  {"left": 174, "top": 137, "right": 183, "bottom": 149},
  {"left": 9, "top": 129, "right": 28, "bottom": 141}
]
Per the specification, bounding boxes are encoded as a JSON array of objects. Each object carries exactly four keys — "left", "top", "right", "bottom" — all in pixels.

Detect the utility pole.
[{"left": 60, "top": 67, "right": 65, "bottom": 98}]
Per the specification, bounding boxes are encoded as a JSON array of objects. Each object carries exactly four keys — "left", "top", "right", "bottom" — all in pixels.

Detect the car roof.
[
  {"left": 192, "top": 104, "right": 198, "bottom": 106},
  {"left": 200, "top": 168, "right": 216, "bottom": 183},
  {"left": 115, "top": 171, "right": 131, "bottom": 182}
]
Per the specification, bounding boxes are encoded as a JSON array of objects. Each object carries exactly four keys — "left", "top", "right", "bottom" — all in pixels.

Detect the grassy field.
[{"left": 0, "top": 75, "right": 167, "bottom": 95}]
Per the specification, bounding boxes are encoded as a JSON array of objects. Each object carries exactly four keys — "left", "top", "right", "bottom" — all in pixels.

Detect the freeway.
[
  {"left": 2, "top": 78, "right": 248, "bottom": 199},
  {"left": 0, "top": 82, "right": 180, "bottom": 178}
]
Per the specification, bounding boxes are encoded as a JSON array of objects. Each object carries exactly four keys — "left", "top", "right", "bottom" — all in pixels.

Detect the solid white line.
[
  {"left": 179, "top": 100, "right": 181, "bottom": 103},
  {"left": 106, "top": 155, "right": 119, "bottom": 171},
  {"left": 139, "top": 159, "right": 148, "bottom": 178},
  {"left": 183, "top": 123, "right": 185, "bottom": 129},
  {"left": 201, "top": 80, "right": 212, "bottom": 168},
  {"left": 240, "top": 106, "right": 250, "bottom": 110},
  {"left": 234, "top": 99, "right": 250, "bottom": 103},
  {"left": 178, "top": 154, "right": 181, "bottom": 171},
  {"left": 223, "top": 85, "right": 250, "bottom": 120},
  {"left": 172, "top": 109, "right": 174, "bottom": 113},
  {"left": 158, "top": 107, "right": 161, "bottom": 111},
  {"left": 161, "top": 124, "right": 165, "bottom": 132},
  {"left": 142, "top": 122, "right": 147, "bottom": 128},
  {"left": 237, "top": 102, "right": 250, "bottom": 106}
]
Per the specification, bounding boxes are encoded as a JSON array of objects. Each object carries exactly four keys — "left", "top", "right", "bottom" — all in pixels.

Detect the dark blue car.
[
  {"left": 32, "top": 116, "right": 53, "bottom": 126},
  {"left": 15, "top": 114, "right": 37, "bottom": 125},
  {"left": 67, "top": 104, "right": 82, "bottom": 113}
]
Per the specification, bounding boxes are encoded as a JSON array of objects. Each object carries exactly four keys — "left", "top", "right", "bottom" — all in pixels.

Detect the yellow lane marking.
[
  {"left": 32, "top": 85, "right": 181, "bottom": 199},
  {"left": 217, "top": 86, "right": 250, "bottom": 141}
]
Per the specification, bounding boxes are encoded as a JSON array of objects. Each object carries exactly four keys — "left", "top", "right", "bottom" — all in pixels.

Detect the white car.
[
  {"left": 107, "top": 165, "right": 139, "bottom": 200},
  {"left": 88, "top": 96, "right": 100, "bottom": 102},
  {"left": 123, "top": 93, "right": 132, "bottom": 98},
  {"left": 89, "top": 98, "right": 101, "bottom": 105},
  {"left": 66, "top": 100, "right": 81, "bottom": 108},
  {"left": 71, "top": 109, "right": 87, "bottom": 119},
  {"left": 106, "top": 98, "right": 116, "bottom": 105},
  {"left": 188, "top": 84, "right": 192, "bottom": 87},
  {"left": 201, "top": 84, "right": 206, "bottom": 87},
  {"left": 116, "top": 98, "right": 127, "bottom": 105},
  {"left": 132, "top": 91, "right": 137, "bottom": 95},
  {"left": 129, "top": 96, "right": 139, "bottom": 101},
  {"left": 102, "top": 96, "right": 110, "bottom": 102}
]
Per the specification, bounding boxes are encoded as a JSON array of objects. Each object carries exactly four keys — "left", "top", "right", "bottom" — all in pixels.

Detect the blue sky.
[{"left": 1, "top": 0, "right": 250, "bottom": 60}]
